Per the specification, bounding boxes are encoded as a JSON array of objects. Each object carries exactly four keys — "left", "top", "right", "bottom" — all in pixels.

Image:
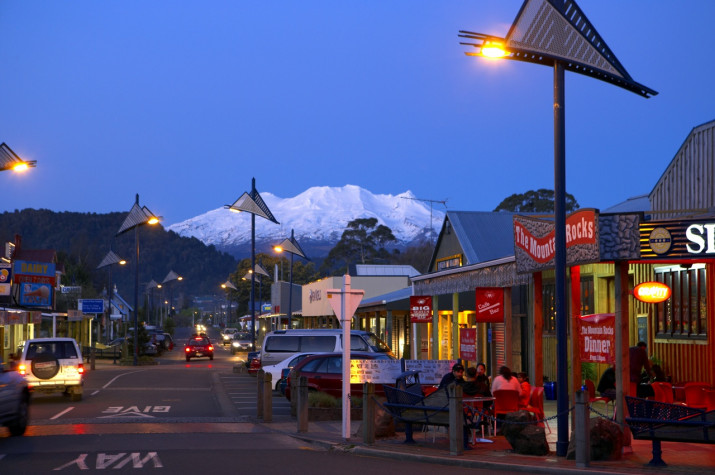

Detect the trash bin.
[{"left": 544, "top": 381, "right": 557, "bottom": 400}]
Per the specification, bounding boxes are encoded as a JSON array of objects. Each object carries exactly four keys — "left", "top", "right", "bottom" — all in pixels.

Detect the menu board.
[
  {"left": 405, "top": 360, "right": 457, "bottom": 384},
  {"left": 350, "top": 359, "right": 402, "bottom": 384}
]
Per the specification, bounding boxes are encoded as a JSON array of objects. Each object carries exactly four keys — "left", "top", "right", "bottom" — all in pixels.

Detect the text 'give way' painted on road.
[
  {"left": 53, "top": 452, "right": 162, "bottom": 470},
  {"left": 98, "top": 406, "right": 171, "bottom": 419}
]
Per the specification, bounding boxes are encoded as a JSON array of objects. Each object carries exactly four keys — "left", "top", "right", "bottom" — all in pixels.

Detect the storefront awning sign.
[
  {"left": 410, "top": 296, "right": 432, "bottom": 323},
  {"left": 633, "top": 281, "right": 671, "bottom": 303},
  {"left": 578, "top": 313, "right": 615, "bottom": 364},
  {"left": 475, "top": 287, "right": 504, "bottom": 323},
  {"left": 513, "top": 209, "right": 600, "bottom": 274}
]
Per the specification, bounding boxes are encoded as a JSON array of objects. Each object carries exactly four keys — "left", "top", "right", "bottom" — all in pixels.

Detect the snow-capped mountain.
[{"left": 167, "top": 185, "right": 445, "bottom": 259}]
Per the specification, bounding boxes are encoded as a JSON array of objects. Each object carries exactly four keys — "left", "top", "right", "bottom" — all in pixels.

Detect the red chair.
[
  {"left": 684, "top": 382, "right": 710, "bottom": 410},
  {"left": 584, "top": 379, "right": 614, "bottom": 417},
  {"left": 525, "top": 386, "right": 551, "bottom": 434},
  {"left": 493, "top": 389, "right": 520, "bottom": 434},
  {"left": 705, "top": 389, "right": 715, "bottom": 412}
]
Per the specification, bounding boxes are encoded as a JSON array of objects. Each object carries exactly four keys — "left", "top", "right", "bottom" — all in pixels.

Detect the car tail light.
[
  {"left": 77, "top": 364, "right": 85, "bottom": 374},
  {"left": 185, "top": 347, "right": 191, "bottom": 352},
  {"left": 208, "top": 345, "right": 214, "bottom": 351},
  {"left": 18, "top": 364, "right": 27, "bottom": 375}
]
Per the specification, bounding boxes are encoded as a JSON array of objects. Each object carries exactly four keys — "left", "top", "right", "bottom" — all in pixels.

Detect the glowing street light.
[
  {"left": 116, "top": 194, "right": 160, "bottom": 366},
  {"left": 225, "top": 178, "right": 279, "bottom": 350},
  {"left": 0, "top": 143, "right": 36, "bottom": 172},
  {"left": 273, "top": 229, "right": 308, "bottom": 328},
  {"left": 459, "top": 0, "right": 656, "bottom": 456}
]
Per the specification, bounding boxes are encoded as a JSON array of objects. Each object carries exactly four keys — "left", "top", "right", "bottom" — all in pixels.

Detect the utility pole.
[{"left": 401, "top": 196, "right": 447, "bottom": 244}]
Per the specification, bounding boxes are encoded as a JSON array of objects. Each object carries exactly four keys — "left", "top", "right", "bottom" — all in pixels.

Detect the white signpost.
[{"left": 327, "top": 275, "right": 364, "bottom": 440}]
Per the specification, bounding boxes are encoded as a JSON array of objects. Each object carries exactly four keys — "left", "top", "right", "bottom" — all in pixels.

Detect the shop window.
[
  {"left": 654, "top": 266, "right": 707, "bottom": 340},
  {"left": 542, "top": 277, "right": 593, "bottom": 334}
]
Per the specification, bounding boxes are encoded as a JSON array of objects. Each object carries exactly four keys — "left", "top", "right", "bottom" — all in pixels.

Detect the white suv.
[
  {"left": 0, "top": 354, "right": 29, "bottom": 436},
  {"left": 221, "top": 327, "right": 238, "bottom": 346},
  {"left": 19, "top": 338, "right": 85, "bottom": 401}
]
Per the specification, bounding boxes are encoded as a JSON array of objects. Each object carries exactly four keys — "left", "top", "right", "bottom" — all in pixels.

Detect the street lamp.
[
  {"left": 96, "top": 249, "right": 126, "bottom": 367},
  {"left": 273, "top": 229, "right": 309, "bottom": 328},
  {"left": 242, "top": 262, "right": 270, "bottom": 322},
  {"left": 221, "top": 279, "right": 237, "bottom": 327},
  {"left": 225, "top": 178, "right": 279, "bottom": 350},
  {"left": 116, "top": 194, "right": 160, "bottom": 366},
  {"left": 459, "top": 0, "right": 656, "bottom": 456},
  {"left": 0, "top": 142, "right": 36, "bottom": 172},
  {"left": 161, "top": 270, "right": 183, "bottom": 328}
]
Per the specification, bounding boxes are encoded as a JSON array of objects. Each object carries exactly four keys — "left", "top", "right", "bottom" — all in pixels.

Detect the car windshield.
[
  {"left": 26, "top": 341, "right": 78, "bottom": 359},
  {"left": 364, "top": 333, "right": 392, "bottom": 353},
  {"left": 189, "top": 338, "right": 210, "bottom": 346},
  {"left": 234, "top": 332, "right": 251, "bottom": 341}
]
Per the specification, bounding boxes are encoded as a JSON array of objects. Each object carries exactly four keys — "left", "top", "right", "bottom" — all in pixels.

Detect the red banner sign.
[
  {"left": 410, "top": 296, "right": 433, "bottom": 323},
  {"left": 475, "top": 287, "right": 504, "bottom": 323},
  {"left": 460, "top": 328, "right": 476, "bottom": 360},
  {"left": 514, "top": 209, "right": 597, "bottom": 263},
  {"left": 578, "top": 313, "right": 615, "bottom": 364}
]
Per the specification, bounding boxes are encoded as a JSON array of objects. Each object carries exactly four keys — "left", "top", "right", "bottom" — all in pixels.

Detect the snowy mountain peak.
[{"left": 167, "top": 185, "right": 444, "bottom": 258}]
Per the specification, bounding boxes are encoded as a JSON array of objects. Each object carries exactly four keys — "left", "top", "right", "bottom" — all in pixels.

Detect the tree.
[
  {"left": 493, "top": 189, "right": 579, "bottom": 213},
  {"left": 320, "top": 218, "right": 397, "bottom": 275}
]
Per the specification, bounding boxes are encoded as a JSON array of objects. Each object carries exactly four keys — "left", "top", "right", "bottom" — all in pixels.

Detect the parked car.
[
  {"left": 0, "top": 353, "right": 30, "bottom": 436},
  {"left": 108, "top": 337, "right": 158, "bottom": 357},
  {"left": 230, "top": 332, "right": 253, "bottom": 354},
  {"left": 18, "top": 337, "right": 85, "bottom": 401},
  {"left": 221, "top": 328, "right": 239, "bottom": 346},
  {"left": 246, "top": 351, "right": 261, "bottom": 375},
  {"left": 184, "top": 336, "right": 214, "bottom": 362},
  {"left": 260, "top": 329, "right": 393, "bottom": 368},
  {"left": 285, "top": 352, "right": 396, "bottom": 401},
  {"left": 261, "top": 352, "right": 315, "bottom": 391}
]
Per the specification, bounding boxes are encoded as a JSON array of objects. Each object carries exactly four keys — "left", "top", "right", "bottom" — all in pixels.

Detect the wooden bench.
[{"left": 625, "top": 396, "right": 715, "bottom": 467}]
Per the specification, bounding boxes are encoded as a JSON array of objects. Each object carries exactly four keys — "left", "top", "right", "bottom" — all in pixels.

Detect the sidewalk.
[{"left": 260, "top": 400, "right": 714, "bottom": 474}]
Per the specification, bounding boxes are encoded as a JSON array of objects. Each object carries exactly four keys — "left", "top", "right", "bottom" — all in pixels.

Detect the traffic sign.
[{"left": 79, "top": 299, "right": 104, "bottom": 314}]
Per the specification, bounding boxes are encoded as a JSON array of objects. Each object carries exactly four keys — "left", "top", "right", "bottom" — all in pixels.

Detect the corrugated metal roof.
[
  {"left": 354, "top": 264, "right": 419, "bottom": 277},
  {"left": 447, "top": 211, "right": 518, "bottom": 265},
  {"left": 602, "top": 195, "right": 650, "bottom": 213},
  {"left": 360, "top": 286, "right": 412, "bottom": 306}
]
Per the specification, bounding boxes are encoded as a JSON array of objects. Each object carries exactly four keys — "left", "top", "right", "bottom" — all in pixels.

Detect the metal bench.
[
  {"left": 625, "top": 396, "right": 715, "bottom": 467},
  {"left": 383, "top": 384, "right": 451, "bottom": 443}
]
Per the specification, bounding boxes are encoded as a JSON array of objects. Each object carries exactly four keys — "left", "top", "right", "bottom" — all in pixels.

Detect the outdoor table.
[{"left": 463, "top": 396, "right": 496, "bottom": 443}]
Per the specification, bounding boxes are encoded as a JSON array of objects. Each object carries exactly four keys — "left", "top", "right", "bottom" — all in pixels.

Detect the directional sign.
[{"left": 79, "top": 299, "right": 104, "bottom": 314}]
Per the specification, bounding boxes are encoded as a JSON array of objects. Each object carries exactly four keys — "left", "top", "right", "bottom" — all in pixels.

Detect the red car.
[
  {"left": 285, "top": 352, "right": 395, "bottom": 401},
  {"left": 184, "top": 336, "right": 214, "bottom": 361}
]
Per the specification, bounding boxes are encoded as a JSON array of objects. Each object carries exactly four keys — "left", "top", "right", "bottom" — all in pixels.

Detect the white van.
[{"left": 260, "top": 329, "right": 392, "bottom": 367}]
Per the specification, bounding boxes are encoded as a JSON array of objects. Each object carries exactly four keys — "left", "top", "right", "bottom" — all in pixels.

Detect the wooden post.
[
  {"left": 575, "top": 389, "right": 590, "bottom": 468},
  {"left": 297, "top": 376, "right": 308, "bottom": 433},
  {"left": 533, "top": 272, "right": 544, "bottom": 387},
  {"left": 263, "top": 372, "right": 272, "bottom": 422},
  {"left": 571, "top": 266, "right": 582, "bottom": 429},
  {"left": 362, "top": 382, "right": 375, "bottom": 445},
  {"left": 615, "top": 261, "right": 631, "bottom": 444},
  {"left": 448, "top": 383, "right": 464, "bottom": 455},
  {"left": 256, "top": 370, "right": 264, "bottom": 419}
]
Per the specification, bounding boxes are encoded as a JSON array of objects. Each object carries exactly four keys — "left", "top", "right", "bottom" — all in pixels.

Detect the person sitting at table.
[
  {"left": 463, "top": 366, "right": 493, "bottom": 410},
  {"left": 491, "top": 366, "right": 522, "bottom": 396},
  {"left": 516, "top": 372, "right": 531, "bottom": 408},
  {"left": 597, "top": 366, "right": 616, "bottom": 401},
  {"left": 438, "top": 362, "right": 465, "bottom": 389}
]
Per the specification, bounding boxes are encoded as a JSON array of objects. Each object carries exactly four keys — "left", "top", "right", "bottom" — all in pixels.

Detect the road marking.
[
  {"left": 53, "top": 452, "right": 163, "bottom": 470},
  {"left": 50, "top": 407, "right": 75, "bottom": 420}
]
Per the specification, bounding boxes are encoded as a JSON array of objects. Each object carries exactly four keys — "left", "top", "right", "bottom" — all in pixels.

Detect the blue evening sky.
[{"left": 2, "top": 1, "right": 714, "bottom": 225}]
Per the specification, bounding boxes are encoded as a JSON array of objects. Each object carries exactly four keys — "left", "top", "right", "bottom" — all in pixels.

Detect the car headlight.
[{"left": 232, "top": 341, "right": 239, "bottom": 347}]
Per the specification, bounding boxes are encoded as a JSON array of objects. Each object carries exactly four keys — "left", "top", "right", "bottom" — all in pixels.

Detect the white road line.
[
  {"left": 50, "top": 407, "right": 75, "bottom": 420},
  {"left": 102, "top": 370, "right": 146, "bottom": 389}
]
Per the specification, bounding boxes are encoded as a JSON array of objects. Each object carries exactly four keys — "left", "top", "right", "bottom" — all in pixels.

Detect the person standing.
[{"left": 629, "top": 341, "right": 653, "bottom": 383}]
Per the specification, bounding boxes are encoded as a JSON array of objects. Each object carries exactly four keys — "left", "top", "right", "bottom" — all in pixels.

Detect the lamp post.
[
  {"left": 0, "top": 142, "right": 36, "bottom": 172},
  {"left": 96, "top": 249, "right": 126, "bottom": 366},
  {"left": 145, "top": 280, "right": 160, "bottom": 326},
  {"left": 116, "top": 194, "right": 160, "bottom": 366},
  {"left": 273, "top": 229, "right": 308, "bottom": 328},
  {"left": 225, "top": 178, "right": 279, "bottom": 350},
  {"left": 221, "top": 279, "right": 237, "bottom": 327},
  {"left": 459, "top": 0, "right": 656, "bottom": 456},
  {"left": 161, "top": 270, "right": 183, "bottom": 328}
]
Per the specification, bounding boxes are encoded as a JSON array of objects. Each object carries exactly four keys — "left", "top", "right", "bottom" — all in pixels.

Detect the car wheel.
[
  {"left": 70, "top": 390, "right": 82, "bottom": 402},
  {"left": 209, "top": 355, "right": 214, "bottom": 361},
  {"left": 31, "top": 353, "right": 60, "bottom": 380},
  {"left": 186, "top": 356, "right": 191, "bottom": 362},
  {"left": 231, "top": 347, "right": 235, "bottom": 355},
  {"left": 8, "top": 396, "right": 29, "bottom": 436}
]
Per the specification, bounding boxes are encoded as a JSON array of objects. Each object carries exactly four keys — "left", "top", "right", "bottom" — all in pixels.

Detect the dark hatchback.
[
  {"left": 285, "top": 352, "right": 395, "bottom": 401},
  {"left": 184, "top": 336, "right": 214, "bottom": 362}
]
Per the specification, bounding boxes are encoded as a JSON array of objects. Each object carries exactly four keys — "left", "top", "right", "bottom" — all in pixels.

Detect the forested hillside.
[{"left": 0, "top": 209, "right": 237, "bottom": 305}]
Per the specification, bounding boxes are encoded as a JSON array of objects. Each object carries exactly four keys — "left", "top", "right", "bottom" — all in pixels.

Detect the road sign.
[{"left": 79, "top": 299, "right": 104, "bottom": 314}]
